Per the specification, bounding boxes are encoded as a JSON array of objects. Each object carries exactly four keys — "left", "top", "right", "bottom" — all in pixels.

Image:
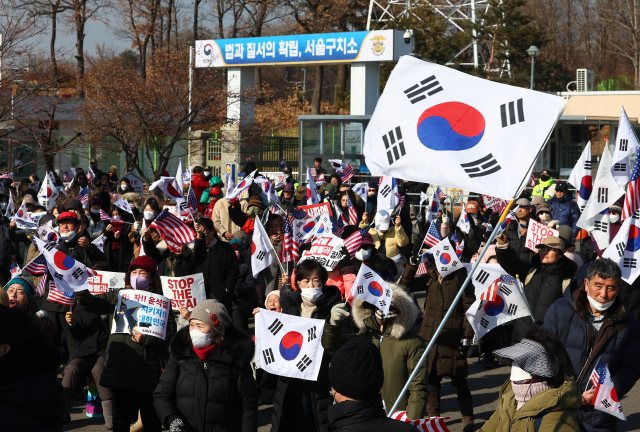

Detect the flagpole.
[
  {"left": 387, "top": 199, "right": 515, "bottom": 417},
  {"left": 2, "top": 253, "right": 45, "bottom": 291}
]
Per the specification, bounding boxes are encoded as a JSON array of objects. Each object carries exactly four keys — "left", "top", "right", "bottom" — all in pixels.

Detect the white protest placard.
[
  {"left": 482, "top": 195, "right": 509, "bottom": 215},
  {"left": 110, "top": 289, "right": 171, "bottom": 340},
  {"left": 161, "top": 273, "right": 207, "bottom": 311},
  {"left": 88, "top": 271, "right": 126, "bottom": 294},
  {"left": 298, "top": 234, "right": 345, "bottom": 270},
  {"left": 525, "top": 219, "right": 559, "bottom": 251}
]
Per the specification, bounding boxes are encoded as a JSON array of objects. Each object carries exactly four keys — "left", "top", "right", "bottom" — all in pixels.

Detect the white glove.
[
  {"left": 329, "top": 303, "right": 351, "bottom": 326},
  {"left": 133, "top": 221, "right": 140, "bottom": 231}
]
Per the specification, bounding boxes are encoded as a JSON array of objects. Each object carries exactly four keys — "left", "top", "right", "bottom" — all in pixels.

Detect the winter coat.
[
  {"left": 76, "top": 287, "right": 177, "bottom": 393},
  {"left": 546, "top": 194, "right": 581, "bottom": 236},
  {"left": 233, "top": 258, "right": 257, "bottom": 317},
  {"left": 0, "top": 334, "right": 64, "bottom": 432},
  {"left": 129, "top": 227, "right": 163, "bottom": 258},
  {"left": 321, "top": 285, "right": 428, "bottom": 420},
  {"left": 193, "top": 238, "right": 240, "bottom": 311},
  {"left": 102, "top": 222, "right": 135, "bottom": 272},
  {"left": 199, "top": 177, "right": 220, "bottom": 204},
  {"left": 144, "top": 236, "right": 206, "bottom": 278},
  {"left": 400, "top": 263, "right": 475, "bottom": 379},
  {"left": 67, "top": 302, "right": 110, "bottom": 363},
  {"left": 271, "top": 285, "right": 342, "bottom": 432},
  {"left": 212, "top": 199, "right": 247, "bottom": 242},
  {"left": 87, "top": 218, "right": 108, "bottom": 240},
  {"left": 364, "top": 223, "right": 409, "bottom": 259},
  {"left": 7, "top": 225, "right": 31, "bottom": 266},
  {"left": 506, "top": 219, "right": 532, "bottom": 264},
  {"left": 532, "top": 177, "right": 554, "bottom": 199},
  {"left": 327, "top": 397, "right": 420, "bottom": 432},
  {"left": 192, "top": 174, "right": 211, "bottom": 213},
  {"left": 153, "top": 326, "right": 258, "bottom": 432},
  {"left": 479, "top": 379, "right": 580, "bottom": 432},
  {"left": 541, "top": 288, "right": 640, "bottom": 432}
]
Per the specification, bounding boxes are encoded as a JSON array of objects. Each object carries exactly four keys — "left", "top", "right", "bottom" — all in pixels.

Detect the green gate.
[{"left": 259, "top": 136, "right": 299, "bottom": 172}]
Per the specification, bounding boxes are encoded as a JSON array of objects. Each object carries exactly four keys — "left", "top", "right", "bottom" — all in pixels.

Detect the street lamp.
[{"left": 526, "top": 45, "right": 540, "bottom": 90}]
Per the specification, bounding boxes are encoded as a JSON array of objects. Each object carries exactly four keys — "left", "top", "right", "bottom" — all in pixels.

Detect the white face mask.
[
  {"left": 610, "top": 214, "right": 620, "bottom": 224},
  {"left": 301, "top": 287, "right": 323, "bottom": 302},
  {"left": 0, "top": 202, "right": 6, "bottom": 210},
  {"left": 355, "top": 249, "right": 372, "bottom": 261},
  {"left": 60, "top": 230, "right": 76, "bottom": 241},
  {"left": 189, "top": 330, "right": 212, "bottom": 349},
  {"left": 91, "top": 209, "right": 100, "bottom": 214},
  {"left": 204, "top": 171, "right": 211, "bottom": 176},
  {"left": 539, "top": 213, "right": 551, "bottom": 222},
  {"left": 121, "top": 185, "right": 128, "bottom": 191},
  {"left": 144, "top": 211, "right": 155, "bottom": 220},
  {"left": 587, "top": 292, "right": 615, "bottom": 312}
]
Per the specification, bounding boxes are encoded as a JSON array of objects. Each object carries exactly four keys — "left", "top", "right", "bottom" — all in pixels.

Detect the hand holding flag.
[{"left": 347, "top": 264, "right": 393, "bottom": 317}]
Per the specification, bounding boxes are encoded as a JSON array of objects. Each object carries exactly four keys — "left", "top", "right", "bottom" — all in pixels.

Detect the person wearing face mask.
[
  {"left": 76, "top": 255, "right": 177, "bottom": 432},
  {"left": 153, "top": 299, "right": 257, "bottom": 432},
  {"left": 199, "top": 175, "right": 224, "bottom": 205},
  {"left": 271, "top": 259, "right": 341, "bottom": 432},
  {"left": 129, "top": 198, "right": 164, "bottom": 258},
  {"left": 87, "top": 197, "right": 109, "bottom": 240},
  {"left": 542, "top": 258, "right": 640, "bottom": 432},
  {"left": 117, "top": 177, "right": 131, "bottom": 194},
  {"left": 481, "top": 329, "right": 581, "bottom": 432},
  {"left": 532, "top": 170, "right": 555, "bottom": 199},
  {"left": 546, "top": 181, "right": 581, "bottom": 236},
  {"left": 351, "top": 233, "right": 378, "bottom": 274},
  {"left": 367, "top": 210, "right": 409, "bottom": 260},
  {"left": 323, "top": 283, "right": 428, "bottom": 421},
  {"left": 592, "top": 199, "right": 624, "bottom": 258},
  {"left": 101, "top": 205, "right": 134, "bottom": 272},
  {"left": 536, "top": 203, "right": 559, "bottom": 227}
]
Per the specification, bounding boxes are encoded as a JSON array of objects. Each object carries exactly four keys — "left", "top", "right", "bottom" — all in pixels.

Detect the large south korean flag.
[{"left": 364, "top": 56, "right": 566, "bottom": 201}]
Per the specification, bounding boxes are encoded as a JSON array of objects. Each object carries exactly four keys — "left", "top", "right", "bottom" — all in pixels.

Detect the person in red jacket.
[{"left": 191, "top": 166, "right": 211, "bottom": 213}]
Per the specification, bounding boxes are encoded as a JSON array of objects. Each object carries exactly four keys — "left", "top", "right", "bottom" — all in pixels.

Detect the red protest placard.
[{"left": 299, "top": 202, "right": 333, "bottom": 217}]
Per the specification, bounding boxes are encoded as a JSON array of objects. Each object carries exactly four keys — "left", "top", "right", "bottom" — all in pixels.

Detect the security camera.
[{"left": 404, "top": 30, "right": 412, "bottom": 44}]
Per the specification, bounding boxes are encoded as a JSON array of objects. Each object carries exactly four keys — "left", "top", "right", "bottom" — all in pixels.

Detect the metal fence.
[{"left": 259, "top": 136, "right": 299, "bottom": 172}]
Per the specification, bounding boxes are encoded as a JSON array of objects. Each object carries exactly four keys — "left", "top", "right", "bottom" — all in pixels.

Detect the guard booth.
[{"left": 195, "top": 31, "right": 413, "bottom": 180}]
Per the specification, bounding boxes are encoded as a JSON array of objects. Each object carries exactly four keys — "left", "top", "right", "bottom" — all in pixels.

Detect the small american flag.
[
  {"left": 589, "top": 358, "right": 607, "bottom": 389},
  {"left": 86, "top": 167, "right": 95, "bottom": 183},
  {"left": 333, "top": 212, "right": 345, "bottom": 237},
  {"left": 396, "top": 192, "right": 406, "bottom": 208},
  {"left": 47, "top": 279, "right": 75, "bottom": 306},
  {"left": 293, "top": 208, "right": 308, "bottom": 220},
  {"left": 187, "top": 185, "right": 198, "bottom": 214},
  {"left": 422, "top": 222, "right": 442, "bottom": 248},
  {"left": 344, "top": 226, "right": 370, "bottom": 260},
  {"left": 500, "top": 274, "right": 515, "bottom": 284},
  {"left": 77, "top": 186, "right": 89, "bottom": 204},
  {"left": 339, "top": 163, "right": 355, "bottom": 182},
  {"left": 623, "top": 155, "right": 640, "bottom": 220},
  {"left": 435, "top": 187, "right": 446, "bottom": 200},
  {"left": 416, "top": 254, "right": 429, "bottom": 276},
  {"left": 62, "top": 171, "right": 72, "bottom": 182},
  {"left": 35, "top": 274, "right": 47, "bottom": 295},
  {"left": 480, "top": 278, "right": 500, "bottom": 302},
  {"left": 99, "top": 209, "right": 123, "bottom": 225},
  {"left": 347, "top": 195, "right": 358, "bottom": 225},
  {"left": 0, "top": 172, "right": 13, "bottom": 179},
  {"left": 529, "top": 172, "right": 536, "bottom": 187},
  {"left": 24, "top": 254, "right": 48, "bottom": 275},
  {"left": 391, "top": 411, "right": 451, "bottom": 432},
  {"left": 452, "top": 232, "right": 463, "bottom": 257},
  {"left": 150, "top": 209, "right": 196, "bottom": 253},
  {"left": 279, "top": 214, "right": 299, "bottom": 262}
]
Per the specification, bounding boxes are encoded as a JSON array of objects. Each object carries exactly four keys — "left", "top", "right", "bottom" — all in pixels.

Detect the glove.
[
  {"left": 169, "top": 417, "right": 187, "bottom": 432},
  {"left": 133, "top": 221, "right": 140, "bottom": 231},
  {"left": 409, "top": 255, "right": 421, "bottom": 266},
  {"left": 329, "top": 303, "right": 351, "bottom": 326},
  {"left": 459, "top": 336, "right": 472, "bottom": 353}
]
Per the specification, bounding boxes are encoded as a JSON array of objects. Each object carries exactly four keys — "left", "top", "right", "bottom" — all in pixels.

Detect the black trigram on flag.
[
  {"left": 476, "top": 270, "right": 490, "bottom": 284},
  {"left": 507, "top": 304, "right": 518, "bottom": 314},
  {"left": 72, "top": 268, "right": 84, "bottom": 279},
  {"left": 357, "top": 285, "right": 364, "bottom": 294},
  {"left": 623, "top": 258, "right": 637, "bottom": 268},
  {"left": 584, "top": 160, "right": 592, "bottom": 170},
  {"left": 404, "top": 75, "right": 443, "bottom": 104},
  {"left": 633, "top": 210, "right": 640, "bottom": 219},
  {"left": 296, "top": 355, "right": 313, "bottom": 372},
  {"left": 594, "top": 220, "right": 608, "bottom": 233},
  {"left": 500, "top": 98, "right": 525, "bottom": 128},
  {"left": 256, "top": 250, "right": 266, "bottom": 261},
  {"left": 460, "top": 154, "right": 502, "bottom": 178},
  {"left": 500, "top": 285, "right": 512, "bottom": 296},
  {"left": 616, "top": 242, "right": 626, "bottom": 257},
  {"left": 480, "top": 317, "right": 490, "bottom": 328},
  {"left": 380, "top": 184, "right": 392, "bottom": 198},
  {"left": 602, "top": 399, "right": 611, "bottom": 409},
  {"left": 263, "top": 348, "right": 275, "bottom": 365},
  {"left": 378, "top": 299, "right": 387, "bottom": 307},
  {"left": 363, "top": 272, "right": 373, "bottom": 279},
  {"left": 268, "top": 319, "right": 284, "bottom": 335},
  {"left": 382, "top": 127, "right": 406, "bottom": 165},
  {"left": 613, "top": 163, "right": 627, "bottom": 172},
  {"left": 308, "top": 326, "right": 317, "bottom": 341},
  {"left": 597, "top": 187, "right": 608, "bottom": 203},
  {"left": 620, "top": 139, "right": 629, "bottom": 152}
]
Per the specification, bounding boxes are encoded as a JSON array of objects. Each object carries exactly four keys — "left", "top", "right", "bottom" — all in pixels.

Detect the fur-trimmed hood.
[
  {"left": 122, "top": 192, "right": 142, "bottom": 208},
  {"left": 170, "top": 325, "right": 255, "bottom": 370},
  {"left": 352, "top": 283, "right": 419, "bottom": 340}
]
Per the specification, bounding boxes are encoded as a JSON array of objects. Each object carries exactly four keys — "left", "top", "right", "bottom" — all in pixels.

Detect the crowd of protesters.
[{"left": 0, "top": 158, "right": 639, "bottom": 432}]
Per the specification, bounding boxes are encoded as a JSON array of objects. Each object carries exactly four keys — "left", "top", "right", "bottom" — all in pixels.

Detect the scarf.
[
  {"left": 512, "top": 380, "right": 552, "bottom": 410},
  {"left": 193, "top": 343, "right": 217, "bottom": 361},
  {"left": 300, "top": 296, "right": 318, "bottom": 318},
  {"left": 112, "top": 224, "right": 123, "bottom": 250},
  {"left": 242, "top": 217, "right": 255, "bottom": 234}
]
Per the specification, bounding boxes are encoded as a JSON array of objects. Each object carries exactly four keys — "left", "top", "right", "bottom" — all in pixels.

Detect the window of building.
[{"left": 207, "top": 139, "right": 221, "bottom": 161}]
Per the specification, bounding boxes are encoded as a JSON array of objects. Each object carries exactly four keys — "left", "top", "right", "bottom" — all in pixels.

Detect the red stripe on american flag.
[{"left": 623, "top": 179, "right": 640, "bottom": 220}]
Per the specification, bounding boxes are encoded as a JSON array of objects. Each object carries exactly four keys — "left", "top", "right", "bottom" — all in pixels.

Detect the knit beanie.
[
  {"left": 128, "top": 255, "right": 158, "bottom": 274},
  {"left": 329, "top": 338, "right": 384, "bottom": 400},
  {"left": 5, "top": 277, "right": 35, "bottom": 303},
  {"left": 189, "top": 299, "right": 231, "bottom": 335}
]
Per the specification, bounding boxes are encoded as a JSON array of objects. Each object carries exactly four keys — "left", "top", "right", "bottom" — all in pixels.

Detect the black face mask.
[{"left": 540, "top": 175, "right": 550, "bottom": 182}]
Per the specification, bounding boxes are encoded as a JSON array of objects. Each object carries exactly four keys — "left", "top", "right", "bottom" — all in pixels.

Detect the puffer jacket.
[
  {"left": 321, "top": 285, "right": 428, "bottom": 420},
  {"left": 76, "top": 286, "right": 177, "bottom": 393},
  {"left": 496, "top": 243, "right": 577, "bottom": 343},
  {"left": 327, "top": 396, "right": 420, "bottom": 432},
  {"left": 506, "top": 219, "right": 532, "bottom": 264},
  {"left": 542, "top": 288, "right": 640, "bottom": 432},
  {"left": 546, "top": 194, "right": 581, "bottom": 236},
  {"left": 400, "top": 263, "right": 475, "bottom": 379},
  {"left": 480, "top": 379, "right": 580, "bottom": 432},
  {"left": 153, "top": 326, "right": 257, "bottom": 432},
  {"left": 365, "top": 223, "right": 409, "bottom": 259}
]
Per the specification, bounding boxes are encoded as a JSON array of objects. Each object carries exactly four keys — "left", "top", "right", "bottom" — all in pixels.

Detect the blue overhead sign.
[{"left": 195, "top": 30, "right": 411, "bottom": 68}]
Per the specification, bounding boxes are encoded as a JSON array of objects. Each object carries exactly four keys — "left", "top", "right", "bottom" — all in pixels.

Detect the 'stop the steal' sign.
[
  {"left": 525, "top": 219, "right": 560, "bottom": 251},
  {"left": 161, "top": 273, "right": 207, "bottom": 311}
]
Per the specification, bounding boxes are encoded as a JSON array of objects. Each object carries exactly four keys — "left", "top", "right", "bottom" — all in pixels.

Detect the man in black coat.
[
  {"left": 327, "top": 338, "right": 419, "bottom": 432},
  {"left": 505, "top": 197, "right": 534, "bottom": 264},
  {"left": 542, "top": 259, "right": 640, "bottom": 432}
]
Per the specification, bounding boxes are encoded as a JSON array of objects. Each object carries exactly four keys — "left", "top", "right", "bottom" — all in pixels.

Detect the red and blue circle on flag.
[
  {"left": 417, "top": 102, "right": 485, "bottom": 152},
  {"left": 279, "top": 331, "right": 303, "bottom": 361}
]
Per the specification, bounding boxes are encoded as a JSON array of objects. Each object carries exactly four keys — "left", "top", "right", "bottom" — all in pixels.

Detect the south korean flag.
[
  {"left": 251, "top": 218, "right": 274, "bottom": 278},
  {"left": 114, "top": 198, "right": 134, "bottom": 215},
  {"left": 602, "top": 212, "right": 640, "bottom": 284},
  {"left": 347, "top": 264, "right": 393, "bottom": 317},
  {"left": 432, "top": 238, "right": 462, "bottom": 277},
  {"left": 462, "top": 262, "right": 509, "bottom": 298},
  {"left": 293, "top": 212, "right": 332, "bottom": 245},
  {"left": 255, "top": 309, "right": 325, "bottom": 381},
  {"left": 363, "top": 56, "right": 566, "bottom": 201},
  {"left": 33, "top": 237, "right": 97, "bottom": 292}
]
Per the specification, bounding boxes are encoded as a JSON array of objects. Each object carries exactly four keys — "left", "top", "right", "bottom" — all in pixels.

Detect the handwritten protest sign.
[
  {"left": 482, "top": 195, "right": 509, "bottom": 215},
  {"left": 525, "top": 219, "right": 560, "bottom": 251},
  {"left": 111, "top": 289, "right": 171, "bottom": 340},
  {"left": 161, "top": 273, "right": 207, "bottom": 311},
  {"left": 88, "top": 271, "right": 126, "bottom": 294},
  {"left": 299, "top": 234, "right": 346, "bottom": 270}
]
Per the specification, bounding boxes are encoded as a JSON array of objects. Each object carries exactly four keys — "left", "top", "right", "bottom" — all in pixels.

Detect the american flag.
[
  {"left": 333, "top": 212, "right": 345, "bottom": 237},
  {"left": 500, "top": 274, "right": 515, "bottom": 284},
  {"left": 279, "top": 214, "right": 299, "bottom": 262},
  {"left": 77, "top": 186, "right": 89, "bottom": 204},
  {"left": 187, "top": 185, "right": 198, "bottom": 214},
  {"left": 24, "top": 254, "right": 48, "bottom": 275},
  {"left": 62, "top": 171, "right": 72, "bottom": 182},
  {"left": 47, "top": 279, "right": 75, "bottom": 306},
  {"left": 422, "top": 222, "right": 442, "bottom": 248},
  {"left": 86, "top": 167, "right": 95, "bottom": 183},
  {"left": 623, "top": 155, "right": 640, "bottom": 220},
  {"left": 35, "top": 274, "right": 47, "bottom": 296},
  {"left": 416, "top": 254, "right": 429, "bottom": 276},
  {"left": 99, "top": 209, "right": 123, "bottom": 225},
  {"left": 529, "top": 172, "right": 536, "bottom": 187},
  {"left": 396, "top": 192, "right": 406, "bottom": 208},
  {"left": 293, "top": 208, "right": 308, "bottom": 220},
  {"left": 347, "top": 195, "right": 358, "bottom": 225},
  {"left": 435, "top": 187, "right": 446, "bottom": 200},
  {"left": 589, "top": 358, "right": 607, "bottom": 389},
  {"left": 452, "top": 232, "right": 463, "bottom": 257},
  {"left": 0, "top": 172, "right": 13, "bottom": 179},
  {"left": 391, "top": 411, "right": 451, "bottom": 432},
  {"left": 481, "top": 274, "right": 516, "bottom": 302},
  {"left": 339, "top": 163, "right": 355, "bottom": 182},
  {"left": 150, "top": 209, "right": 196, "bottom": 253},
  {"left": 344, "top": 226, "right": 371, "bottom": 260}
]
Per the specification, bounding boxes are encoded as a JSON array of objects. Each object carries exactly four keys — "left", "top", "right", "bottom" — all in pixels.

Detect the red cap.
[
  {"left": 57, "top": 211, "right": 78, "bottom": 223},
  {"left": 210, "top": 187, "right": 222, "bottom": 196},
  {"left": 128, "top": 255, "right": 158, "bottom": 274}
]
